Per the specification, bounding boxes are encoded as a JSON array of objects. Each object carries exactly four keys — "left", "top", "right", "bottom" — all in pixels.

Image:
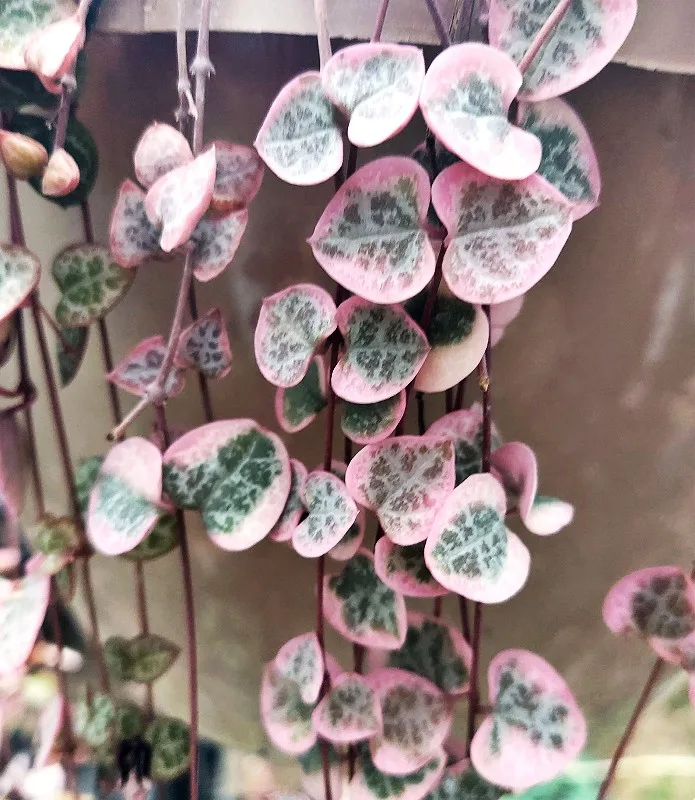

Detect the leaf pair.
[{"left": 255, "top": 43, "right": 425, "bottom": 185}]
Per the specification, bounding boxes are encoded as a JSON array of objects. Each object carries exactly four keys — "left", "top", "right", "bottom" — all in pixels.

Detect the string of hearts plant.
[{"left": 2, "top": 0, "right": 682, "bottom": 799}]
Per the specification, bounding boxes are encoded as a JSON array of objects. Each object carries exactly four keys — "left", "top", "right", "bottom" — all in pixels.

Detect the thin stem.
[
  {"left": 81, "top": 558, "right": 110, "bottom": 692},
  {"left": 52, "top": 74, "right": 74, "bottom": 153},
  {"left": 518, "top": 0, "right": 572, "bottom": 75},
  {"left": 416, "top": 392, "right": 427, "bottom": 434},
  {"left": 458, "top": 594, "right": 470, "bottom": 643},
  {"left": 371, "top": 0, "right": 392, "bottom": 42},
  {"left": 424, "top": 0, "right": 453, "bottom": 47},
  {"left": 135, "top": 559, "right": 155, "bottom": 716},
  {"left": 187, "top": 283, "right": 214, "bottom": 422},
  {"left": 465, "top": 601, "right": 483, "bottom": 756},
  {"left": 16, "top": 311, "right": 44, "bottom": 515},
  {"left": 597, "top": 658, "right": 666, "bottom": 799},
  {"left": 97, "top": 318, "right": 123, "bottom": 425},
  {"left": 176, "top": 0, "right": 195, "bottom": 128},
  {"left": 433, "top": 596, "right": 443, "bottom": 618},
  {"left": 454, "top": 377, "right": 466, "bottom": 411},
  {"left": 313, "top": 0, "right": 332, "bottom": 68},
  {"left": 155, "top": 405, "right": 199, "bottom": 800}
]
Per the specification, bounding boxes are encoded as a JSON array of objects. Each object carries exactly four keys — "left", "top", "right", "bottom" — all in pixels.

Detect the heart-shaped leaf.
[
  {"left": 121, "top": 512, "right": 178, "bottom": 561},
  {"left": 371, "top": 613, "right": 472, "bottom": 696},
  {"left": 292, "top": 470, "right": 358, "bottom": 558},
  {"left": 312, "top": 672, "right": 382, "bottom": 744},
  {"left": 133, "top": 122, "right": 193, "bottom": 189},
  {"left": 351, "top": 742, "right": 446, "bottom": 800},
  {"left": 602, "top": 566, "right": 695, "bottom": 642},
  {"left": 34, "top": 694, "right": 64, "bottom": 768},
  {"left": 432, "top": 162, "right": 573, "bottom": 304},
  {"left": 74, "top": 691, "right": 116, "bottom": 748},
  {"left": 269, "top": 459, "right": 308, "bottom": 543},
  {"left": 260, "top": 661, "right": 317, "bottom": 755},
  {"left": 145, "top": 146, "right": 217, "bottom": 252},
  {"left": 56, "top": 323, "right": 89, "bottom": 387},
  {"left": 274, "top": 632, "right": 325, "bottom": 705},
  {"left": 74, "top": 455, "right": 103, "bottom": 514},
  {"left": 254, "top": 71, "right": 343, "bottom": 186},
  {"left": 523, "top": 495, "right": 574, "bottom": 537},
  {"left": 175, "top": 307, "right": 232, "bottom": 379},
  {"left": 518, "top": 98, "right": 600, "bottom": 220},
  {"left": 162, "top": 419, "right": 291, "bottom": 551},
  {"left": 470, "top": 649, "right": 586, "bottom": 791},
  {"left": 0, "top": 574, "right": 50, "bottom": 676},
  {"left": 310, "top": 157, "right": 436, "bottom": 304},
  {"left": 0, "top": 414, "right": 27, "bottom": 518},
  {"left": 0, "top": 0, "right": 75, "bottom": 70},
  {"left": 424, "top": 473, "right": 530, "bottom": 603},
  {"left": 107, "top": 335, "right": 186, "bottom": 398},
  {"left": 276, "top": 355, "right": 327, "bottom": 434},
  {"left": 406, "top": 291, "right": 489, "bottom": 394},
  {"left": 342, "top": 392, "right": 406, "bottom": 445},
  {"left": 488, "top": 0, "right": 638, "bottom": 100},
  {"left": 109, "top": 179, "right": 161, "bottom": 268},
  {"left": 422, "top": 761, "right": 506, "bottom": 800},
  {"left": 323, "top": 549, "right": 407, "bottom": 650},
  {"left": 322, "top": 43, "right": 425, "bottom": 148},
  {"left": 52, "top": 243, "right": 134, "bottom": 327},
  {"left": 86, "top": 437, "right": 162, "bottom": 556},
  {"left": 104, "top": 633, "right": 180, "bottom": 683},
  {"left": 333, "top": 298, "right": 430, "bottom": 403},
  {"left": 0, "top": 244, "right": 40, "bottom": 323},
  {"left": 145, "top": 715, "right": 190, "bottom": 781},
  {"left": 374, "top": 538, "right": 447, "bottom": 599},
  {"left": 190, "top": 207, "right": 248, "bottom": 282},
  {"left": 255, "top": 284, "right": 337, "bottom": 388},
  {"left": 345, "top": 436, "right": 455, "bottom": 545},
  {"left": 367, "top": 668, "right": 452, "bottom": 775},
  {"left": 23, "top": 12, "right": 84, "bottom": 85},
  {"left": 420, "top": 43, "right": 541, "bottom": 181},
  {"left": 210, "top": 139, "right": 264, "bottom": 212},
  {"left": 321, "top": 460, "right": 367, "bottom": 562},
  {"left": 426, "top": 404, "right": 502, "bottom": 486}
]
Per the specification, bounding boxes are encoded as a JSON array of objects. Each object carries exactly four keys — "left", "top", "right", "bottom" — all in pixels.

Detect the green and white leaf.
[
  {"left": 74, "top": 691, "right": 117, "bottom": 748},
  {"left": 0, "top": 0, "right": 76, "bottom": 71},
  {"left": 104, "top": 633, "right": 180, "bottom": 683},
  {"left": 57, "top": 324, "right": 89, "bottom": 387},
  {"left": 75, "top": 455, "right": 103, "bottom": 515},
  {"left": 277, "top": 356, "right": 327, "bottom": 433},
  {"left": 351, "top": 743, "right": 445, "bottom": 800},
  {"left": 145, "top": 716, "right": 190, "bottom": 781},
  {"left": 121, "top": 513, "right": 178, "bottom": 561},
  {"left": 0, "top": 244, "right": 40, "bottom": 323}
]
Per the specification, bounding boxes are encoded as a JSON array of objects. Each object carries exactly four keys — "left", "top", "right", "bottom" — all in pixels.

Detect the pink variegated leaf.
[
  {"left": 41, "top": 147, "right": 80, "bottom": 197},
  {"left": 333, "top": 298, "right": 429, "bottom": 403},
  {"left": 341, "top": 391, "right": 406, "bottom": 445},
  {"left": 310, "top": 157, "right": 436, "bottom": 304},
  {"left": 518, "top": 98, "right": 601, "bottom": 220},
  {"left": 471, "top": 649, "right": 586, "bottom": 791},
  {"left": 489, "top": 0, "right": 638, "bottom": 100},
  {"left": 431, "top": 162, "right": 573, "bottom": 304},
  {"left": 523, "top": 495, "right": 574, "bottom": 536},
  {"left": 345, "top": 436, "right": 455, "bottom": 545},
  {"left": 313, "top": 672, "right": 382, "bottom": 744},
  {"left": 162, "top": 419, "right": 291, "bottom": 551},
  {"left": 190, "top": 208, "right": 248, "bottom": 283},
  {"left": 0, "top": 0, "right": 76, "bottom": 71},
  {"left": 490, "top": 442, "right": 538, "bottom": 522},
  {"left": 274, "top": 633, "right": 325, "bottom": 705},
  {"left": 107, "top": 335, "right": 185, "bottom": 398},
  {"left": 35, "top": 694, "right": 64, "bottom": 768},
  {"left": 366, "top": 668, "right": 452, "bottom": 775},
  {"left": 109, "top": 180, "right": 161, "bottom": 269},
  {"left": 405, "top": 292, "right": 489, "bottom": 394},
  {"left": 0, "top": 574, "right": 50, "bottom": 677},
  {"left": 424, "top": 474, "right": 530, "bottom": 603},
  {"left": 87, "top": 438, "right": 162, "bottom": 556},
  {"left": 420, "top": 43, "right": 541, "bottom": 181},
  {"left": 602, "top": 566, "right": 695, "bottom": 643},
  {"left": 324, "top": 549, "right": 407, "bottom": 650},
  {"left": 260, "top": 662, "right": 317, "bottom": 755},
  {"left": 255, "top": 284, "right": 337, "bottom": 388},
  {"left": 292, "top": 471, "right": 358, "bottom": 558},
  {"left": 370, "top": 612, "right": 472, "bottom": 697},
  {"left": 23, "top": 12, "right": 84, "bottom": 83},
  {"left": 426, "top": 404, "right": 502, "bottom": 485},
  {"left": 374, "top": 539, "right": 447, "bottom": 599},
  {"left": 422, "top": 760, "right": 506, "bottom": 800},
  {"left": 0, "top": 245, "right": 40, "bottom": 324},
  {"left": 275, "top": 355, "right": 328, "bottom": 434},
  {"left": 0, "top": 414, "right": 28, "bottom": 517},
  {"left": 269, "top": 459, "right": 308, "bottom": 543},
  {"left": 322, "top": 43, "right": 425, "bottom": 148},
  {"left": 254, "top": 72, "right": 343, "bottom": 186},
  {"left": 175, "top": 308, "right": 232, "bottom": 379},
  {"left": 350, "top": 743, "right": 446, "bottom": 800},
  {"left": 133, "top": 123, "right": 193, "bottom": 189},
  {"left": 322, "top": 461, "right": 367, "bottom": 562},
  {"left": 210, "top": 140, "right": 264, "bottom": 212},
  {"left": 145, "top": 146, "right": 217, "bottom": 252}
]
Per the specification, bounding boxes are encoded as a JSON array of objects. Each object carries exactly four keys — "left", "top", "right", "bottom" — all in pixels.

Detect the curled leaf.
[
  {"left": 109, "top": 179, "right": 161, "bottom": 269},
  {"left": 104, "top": 634, "right": 180, "bottom": 683},
  {"left": 524, "top": 495, "right": 574, "bottom": 536},
  {"left": 374, "top": 539, "right": 447, "bottom": 599},
  {"left": 470, "top": 649, "right": 586, "bottom": 791},
  {"left": 341, "top": 392, "right": 406, "bottom": 445},
  {"left": 56, "top": 323, "right": 89, "bottom": 387},
  {"left": 0, "top": 574, "right": 50, "bottom": 676},
  {"left": 190, "top": 207, "right": 248, "bottom": 282},
  {"left": 275, "top": 355, "right": 327, "bottom": 434},
  {"left": 210, "top": 139, "right": 264, "bottom": 211},
  {"left": 254, "top": 71, "right": 343, "bottom": 186},
  {"left": 322, "top": 43, "right": 425, "bottom": 148},
  {"left": 133, "top": 122, "right": 193, "bottom": 189},
  {"left": 310, "top": 157, "right": 436, "bottom": 304},
  {"left": 345, "top": 436, "right": 455, "bottom": 545},
  {"left": 23, "top": 12, "right": 84, "bottom": 84},
  {"left": 0, "top": 244, "right": 40, "bottom": 324},
  {"left": 420, "top": 43, "right": 541, "bottom": 181},
  {"left": 175, "top": 307, "right": 232, "bottom": 379},
  {"left": 269, "top": 459, "right": 308, "bottom": 543},
  {"left": 292, "top": 470, "right": 358, "bottom": 558},
  {"left": 41, "top": 147, "right": 79, "bottom": 197},
  {"left": 0, "top": 130, "right": 47, "bottom": 179},
  {"left": 255, "top": 284, "right": 337, "bottom": 388},
  {"left": 313, "top": 672, "right": 382, "bottom": 744},
  {"left": 333, "top": 298, "right": 430, "bottom": 404},
  {"left": 107, "top": 335, "right": 185, "bottom": 398},
  {"left": 424, "top": 473, "right": 530, "bottom": 603},
  {"left": 431, "top": 162, "right": 573, "bottom": 304}
]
